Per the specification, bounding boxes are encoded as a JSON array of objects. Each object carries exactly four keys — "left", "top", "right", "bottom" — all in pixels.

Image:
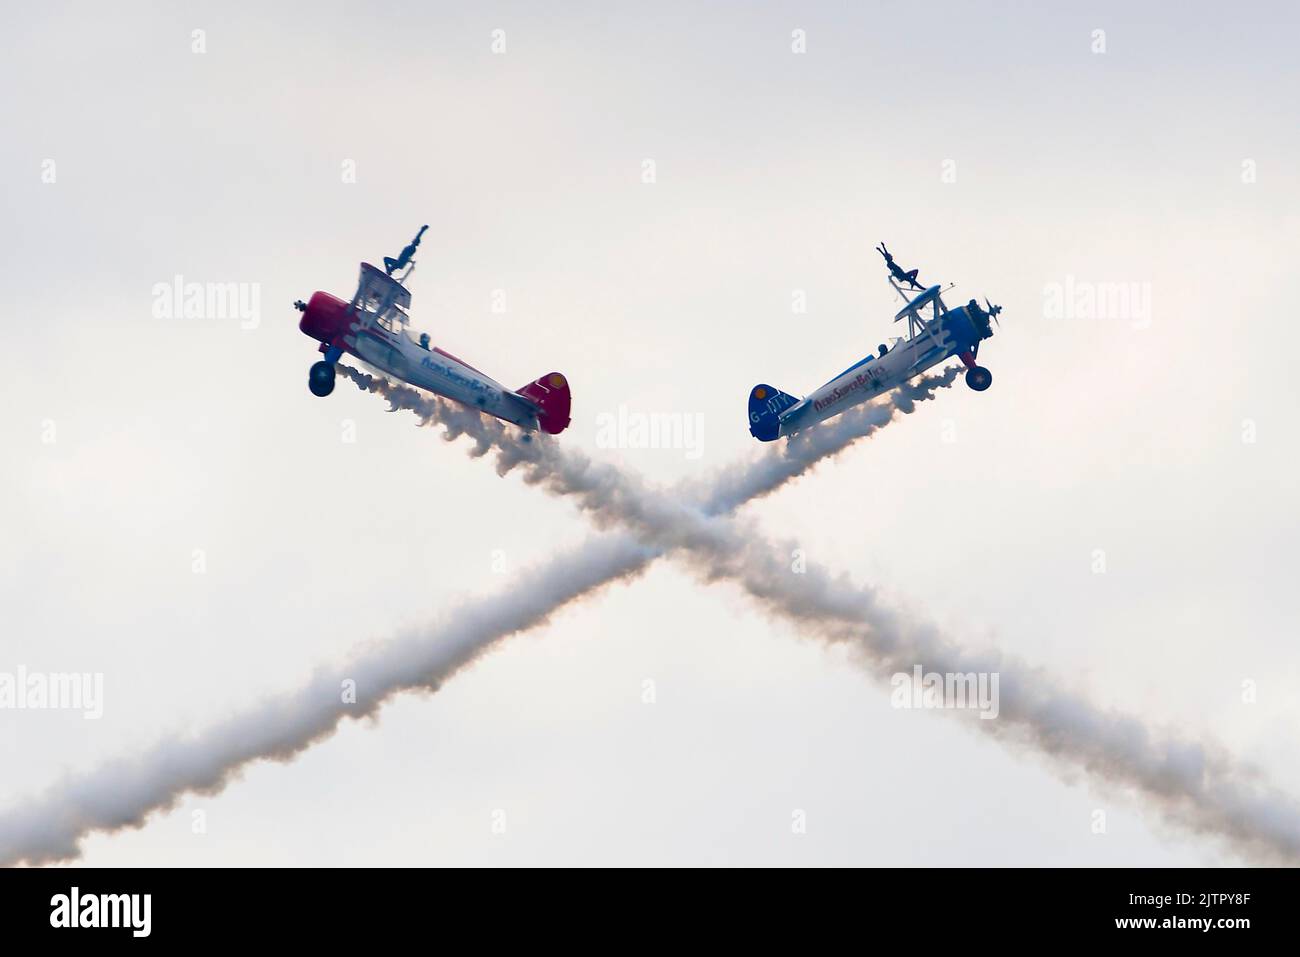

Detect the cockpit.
[{"left": 349, "top": 263, "right": 413, "bottom": 335}]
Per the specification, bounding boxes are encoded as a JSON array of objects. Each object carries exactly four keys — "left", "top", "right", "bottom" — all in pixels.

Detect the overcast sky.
[{"left": 1, "top": 0, "right": 1298, "bottom": 865}]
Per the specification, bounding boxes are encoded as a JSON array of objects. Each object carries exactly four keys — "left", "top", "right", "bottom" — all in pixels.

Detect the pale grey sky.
[{"left": 1, "top": 1, "right": 1297, "bottom": 865}]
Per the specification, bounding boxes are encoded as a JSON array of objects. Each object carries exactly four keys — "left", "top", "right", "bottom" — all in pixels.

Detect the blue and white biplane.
[{"left": 748, "top": 246, "right": 1003, "bottom": 441}]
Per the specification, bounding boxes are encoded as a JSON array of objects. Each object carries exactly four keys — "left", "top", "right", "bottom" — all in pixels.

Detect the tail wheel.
[
  {"left": 965, "top": 366, "right": 992, "bottom": 392},
  {"left": 308, "top": 361, "right": 336, "bottom": 397}
]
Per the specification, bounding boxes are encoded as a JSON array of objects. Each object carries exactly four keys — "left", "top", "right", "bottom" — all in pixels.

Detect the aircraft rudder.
[
  {"left": 517, "top": 372, "right": 572, "bottom": 435},
  {"left": 748, "top": 383, "right": 796, "bottom": 442}
]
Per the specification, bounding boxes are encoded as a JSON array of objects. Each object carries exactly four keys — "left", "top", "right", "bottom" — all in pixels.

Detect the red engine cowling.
[
  {"left": 516, "top": 373, "right": 572, "bottom": 435},
  {"left": 298, "top": 291, "right": 352, "bottom": 346}
]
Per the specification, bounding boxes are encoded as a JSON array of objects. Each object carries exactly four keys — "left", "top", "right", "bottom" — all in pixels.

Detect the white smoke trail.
[
  {"left": 334, "top": 363, "right": 961, "bottom": 520},
  {"left": 337, "top": 364, "right": 1300, "bottom": 864},
  {"left": 0, "top": 536, "right": 656, "bottom": 866},
  {"left": 0, "top": 369, "right": 953, "bottom": 865},
  {"left": 646, "top": 524, "right": 1300, "bottom": 865},
  {"left": 8, "top": 362, "right": 1294, "bottom": 865}
]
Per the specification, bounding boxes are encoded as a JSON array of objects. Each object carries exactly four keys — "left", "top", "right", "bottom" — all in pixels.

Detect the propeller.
[{"left": 984, "top": 298, "right": 1003, "bottom": 327}]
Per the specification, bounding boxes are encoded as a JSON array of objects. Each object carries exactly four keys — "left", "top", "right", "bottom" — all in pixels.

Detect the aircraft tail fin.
[
  {"left": 748, "top": 384, "right": 798, "bottom": 442},
  {"left": 516, "top": 373, "right": 572, "bottom": 435}
]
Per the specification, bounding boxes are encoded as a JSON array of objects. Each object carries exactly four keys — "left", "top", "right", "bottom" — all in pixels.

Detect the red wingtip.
[{"left": 516, "top": 372, "right": 572, "bottom": 435}]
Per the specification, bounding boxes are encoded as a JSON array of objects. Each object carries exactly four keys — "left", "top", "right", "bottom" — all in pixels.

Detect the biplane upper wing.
[{"left": 894, "top": 285, "right": 943, "bottom": 322}]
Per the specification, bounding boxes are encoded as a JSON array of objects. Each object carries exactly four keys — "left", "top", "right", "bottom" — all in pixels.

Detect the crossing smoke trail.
[
  {"left": 0, "top": 369, "right": 954, "bottom": 866},
  {"left": 6, "top": 364, "right": 1296, "bottom": 864},
  {"left": 335, "top": 365, "right": 1300, "bottom": 864}
]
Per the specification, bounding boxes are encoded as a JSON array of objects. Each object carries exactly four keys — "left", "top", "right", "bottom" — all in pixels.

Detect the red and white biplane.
[{"left": 295, "top": 230, "right": 571, "bottom": 435}]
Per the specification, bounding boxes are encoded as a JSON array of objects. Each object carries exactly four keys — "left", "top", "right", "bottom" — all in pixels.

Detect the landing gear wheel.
[
  {"left": 965, "top": 366, "right": 992, "bottom": 392},
  {"left": 308, "top": 361, "right": 336, "bottom": 397}
]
